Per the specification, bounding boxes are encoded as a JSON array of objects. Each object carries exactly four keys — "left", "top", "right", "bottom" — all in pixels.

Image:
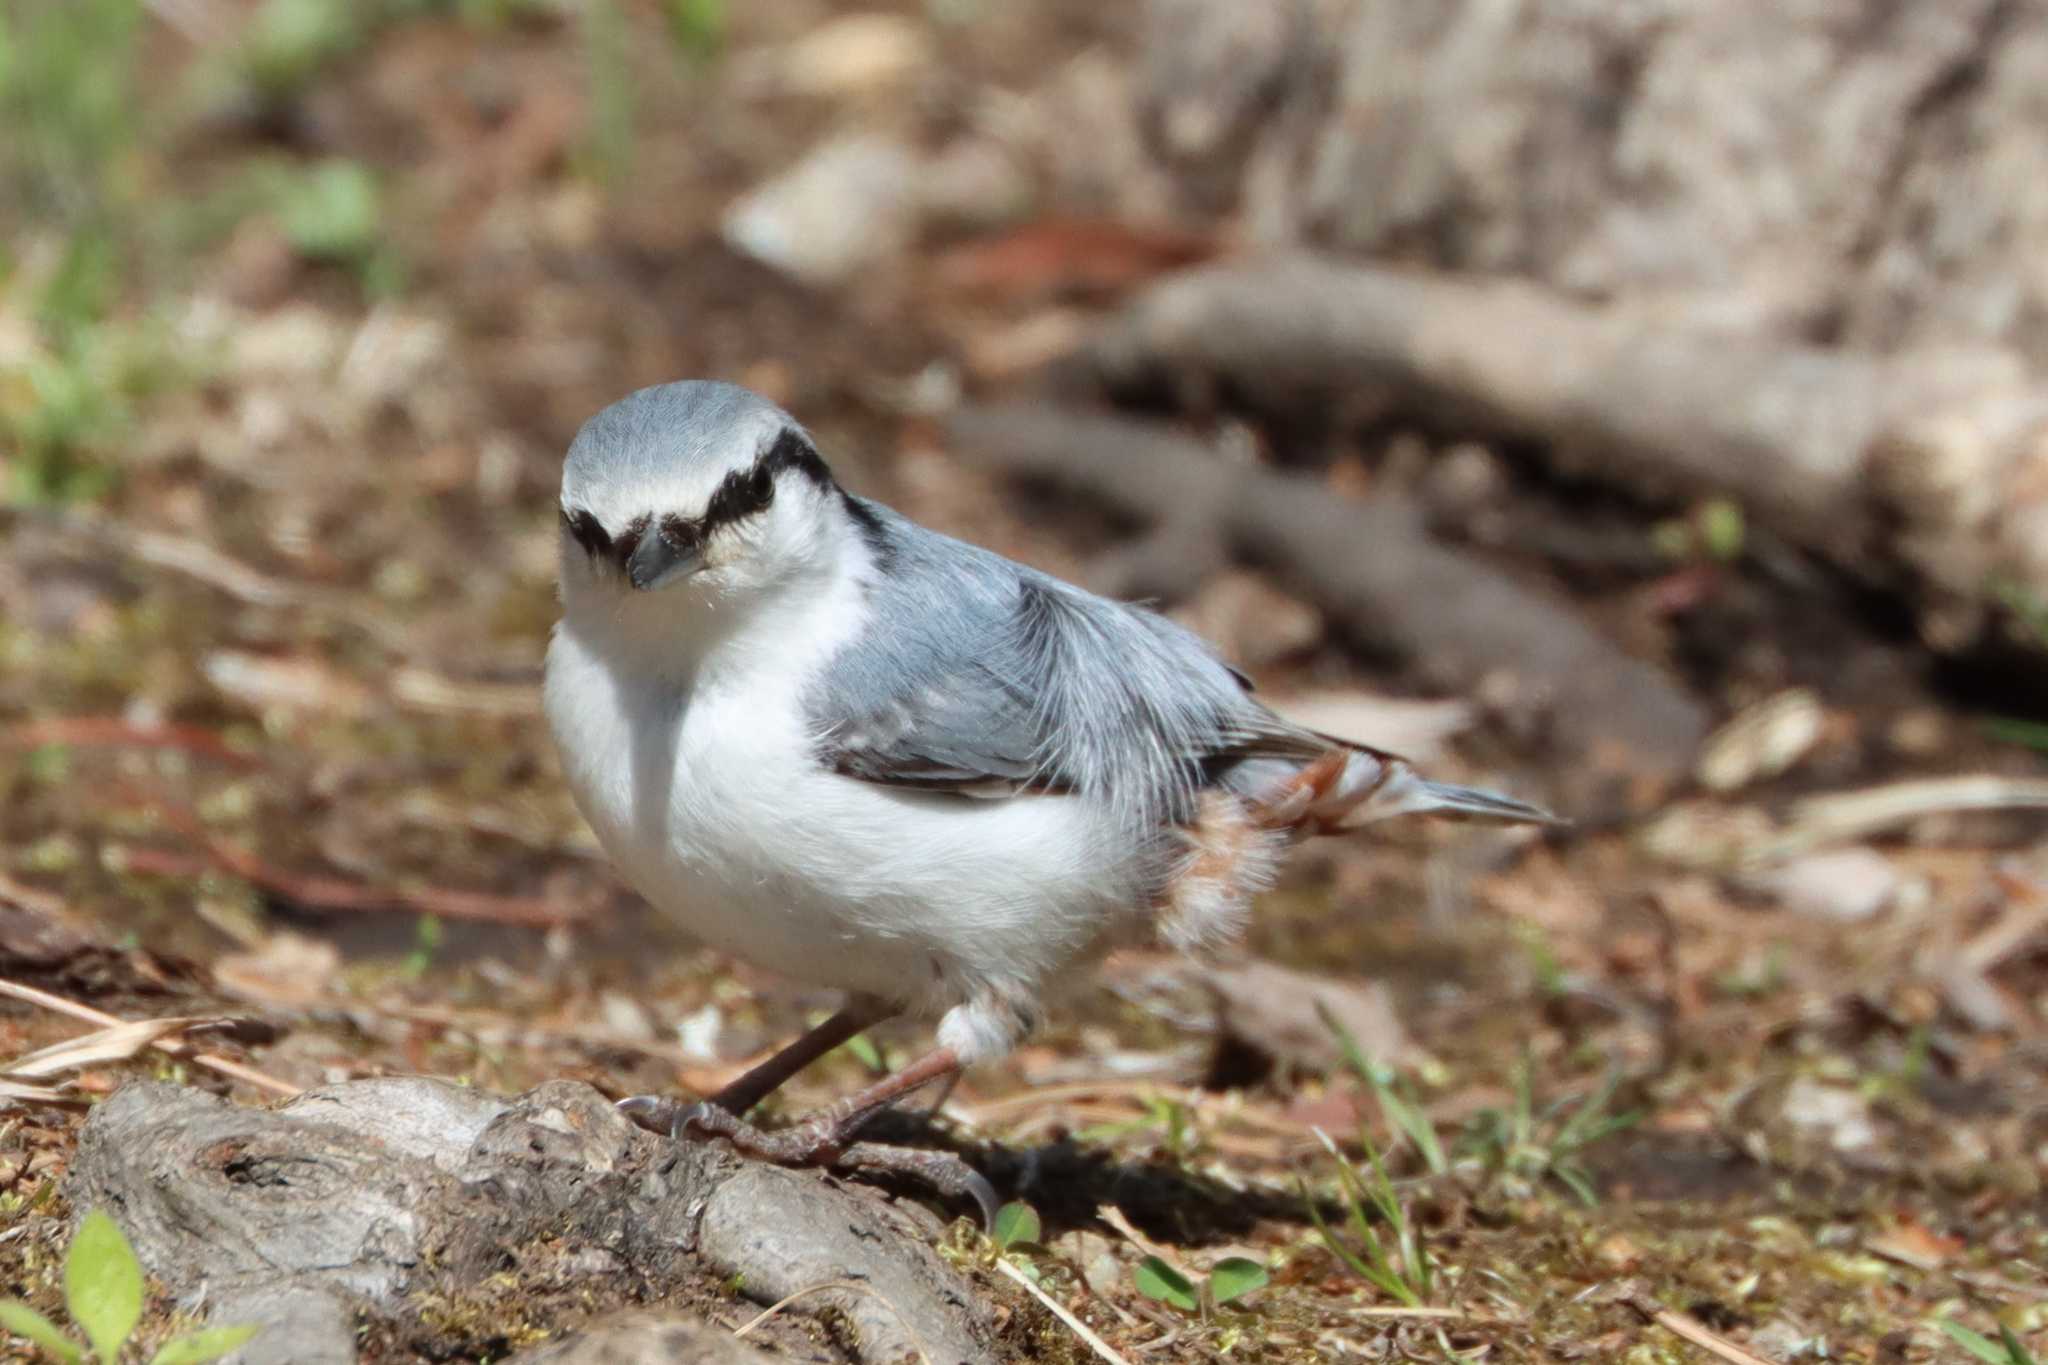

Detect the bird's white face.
[{"left": 556, "top": 420, "right": 846, "bottom": 644}]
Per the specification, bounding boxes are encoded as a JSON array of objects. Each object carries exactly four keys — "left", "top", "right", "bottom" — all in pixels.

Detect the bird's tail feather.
[
  {"left": 1249, "top": 743, "right": 1561, "bottom": 831},
  {"left": 1392, "top": 775, "right": 1562, "bottom": 826}
]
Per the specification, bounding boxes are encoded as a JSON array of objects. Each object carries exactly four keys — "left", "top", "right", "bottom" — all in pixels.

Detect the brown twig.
[
  {"left": 0, "top": 716, "right": 262, "bottom": 769},
  {"left": 0, "top": 977, "right": 300, "bottom": 1098},
  {"left": 993, "top": 1258, "right": 1134, "bottom": 1365},
  {"left": 1624, "top": 1289, "right": 1785, "bottom": 1365}
]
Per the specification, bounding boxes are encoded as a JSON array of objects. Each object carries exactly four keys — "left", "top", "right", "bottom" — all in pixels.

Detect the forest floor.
[{"left": 1, "top": 3, "right": 2043, "bottom": 1362}]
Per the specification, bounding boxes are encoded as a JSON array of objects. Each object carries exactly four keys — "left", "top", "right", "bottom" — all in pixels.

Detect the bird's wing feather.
[{"left": 803, "top": 506, "right": 1324, "bottom": 826}]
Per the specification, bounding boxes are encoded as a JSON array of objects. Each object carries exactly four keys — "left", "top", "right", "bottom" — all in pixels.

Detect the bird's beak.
[{"left": 625, "top": 530, "right": 700, "bottom": 591}]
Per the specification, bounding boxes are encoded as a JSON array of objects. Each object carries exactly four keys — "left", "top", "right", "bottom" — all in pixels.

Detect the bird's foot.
[{"left": 616, "top": 1094, "right": 998, "bottom": 1230}]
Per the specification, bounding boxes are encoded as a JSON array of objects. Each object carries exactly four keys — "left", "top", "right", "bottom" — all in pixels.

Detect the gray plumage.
[
  {"left": 807, "top": 497, "right": 1327, "bottom": 832},
  {"left": 555, "top": 380, "right": 1555, "bottom": 848},
  {"left": 548, "top": 380, "right": 1559, "bottom": 1214}
]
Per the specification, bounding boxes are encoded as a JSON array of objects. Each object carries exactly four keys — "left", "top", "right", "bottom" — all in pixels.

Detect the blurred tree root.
[
  {"left": 1085, "top": 255, "right": 2048, "bottom": 656},
  {"left": 948, "top": 403, "right": 1706, "bottom": 803},
  {"left": 66, "top": 1078, "right": 993, "bottom": 1365}
]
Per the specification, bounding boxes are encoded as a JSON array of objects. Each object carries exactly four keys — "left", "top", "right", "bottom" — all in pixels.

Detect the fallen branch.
[
  {"left": 948, "top": 403, "right": 1706, "bottom": 787},
  {"left": 0, "top": 977, "right": 299, "bottom": 1098},
  {"left": 1088, "top": 255, "right": 2048, "bottom": 651},
  {"left": 1624, "top": 1288, "right": 1785, "bottom": 1365}
]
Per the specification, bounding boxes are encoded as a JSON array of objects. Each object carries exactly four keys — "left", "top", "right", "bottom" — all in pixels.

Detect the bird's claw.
[
  {"left": 839, "top": 1141, "right": 1000, "bottom": 1232},
  {"left": 616, "top": 1093, "right": 699, "bottom": 1136},
  {"left": 615, "top": 1093, "right": 996, "bottom": 1229}
]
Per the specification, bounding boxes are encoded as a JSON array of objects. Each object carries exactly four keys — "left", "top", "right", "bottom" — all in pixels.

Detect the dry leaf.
[
  {"left": 1202, "top": 960, "right": 1418, "bottom": 1074},
  {"left": 0, "top": 1076, "right": 83, "bottom": 1106},
  {"left": 1, "top": 1016, "right": 231, "bottom": 1081}
]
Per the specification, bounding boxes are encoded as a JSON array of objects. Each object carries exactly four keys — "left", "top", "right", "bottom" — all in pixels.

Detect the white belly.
[{"left": 543, "top": 623, "right": 1143, "bottom": 1014}]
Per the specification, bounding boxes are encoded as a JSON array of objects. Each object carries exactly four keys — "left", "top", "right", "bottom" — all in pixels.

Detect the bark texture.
[
  {"left": 1087, "top": 256, "right": 2048, "bottom": 649},
  {"left": 65, "top": 1078, "right": 994, "bottom": 1365},
  {"left": 1123, "top": 0, "right": 2048, "bottom": 650}
]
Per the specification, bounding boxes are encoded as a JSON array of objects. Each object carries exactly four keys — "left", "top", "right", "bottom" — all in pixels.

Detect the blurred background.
[{"left": 3, "top": 0, "right": 2047, "bottom": 1359}]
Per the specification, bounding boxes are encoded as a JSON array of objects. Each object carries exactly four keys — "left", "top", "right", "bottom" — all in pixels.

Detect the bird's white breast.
[{"left": 543, "top": 568, "right": 1146, "bottom": 1017}]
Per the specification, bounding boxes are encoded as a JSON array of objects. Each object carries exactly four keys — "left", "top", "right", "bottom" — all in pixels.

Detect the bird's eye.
[
  {"left": 561, "top": 508, "right": 611, "bottom": 558},
  {"left": 748, "top": 465, "right": 774, "bottom": 510},
  {"left": 660, "top": 513, "right": 702, "bottom": 551}
]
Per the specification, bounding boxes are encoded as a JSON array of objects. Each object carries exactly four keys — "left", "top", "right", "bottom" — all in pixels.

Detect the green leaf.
[
  {"left": 1938, "top": 1319, "right": 2017, "bottom": 1365},
  {"left": 841, "top": 1032, "right": 884, "bottom": 1072},
  {"left": 664, "top": 0, "right": 726, "bottom": 61},
  {"left": 1698, "top": 497, "right": 1745, "bottom": 561},
  {"left": 1985, "top": 715, "right": 2048, "bottom": 752},
  {"left": 0, "top": 1301, "right": 83, "bottom": 1364},
  {"left": 2000, "top": 1325, "right": 2039, "bottom": 1365},
  {"left": 991, "top": 1201, "right": 1040, "bottom": 1251},
  {"left": 149, "top": 1323, "right": 262, "bottom": 1365},
  {"left": 1131, "top": 1256, "right": 1199, "bottom": 1313},
  {"left": 1207, "top": 1257, "right": 1268, "bottom": 1306},
  {"left": 277, "top": 160, "right": 381, "bottom": 263},
  {"left": 66, "top": 1208, "right": 143, "bottom": 1364}
]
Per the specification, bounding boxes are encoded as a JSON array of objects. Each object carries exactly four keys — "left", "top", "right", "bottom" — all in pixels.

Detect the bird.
[{"left": 543, "top": 380, "right": 1557, "bottom": 1222}]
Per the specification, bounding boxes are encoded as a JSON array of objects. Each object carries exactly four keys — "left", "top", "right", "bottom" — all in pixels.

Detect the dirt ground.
[{"left": 1, "top": 3, "right": 2045, "bottom": 1362}]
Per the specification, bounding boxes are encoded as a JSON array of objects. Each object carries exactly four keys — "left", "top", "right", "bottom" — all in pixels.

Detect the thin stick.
[
  {"left": 730, "top": 1279, "right": 932, "bottom": 1364},
  {"left": 0, "top": 716, "right": 260, "bottom": 769},
  {"left": 1097, "top": 1205, "right": 1198, "bottom": 1282},
  {"left": 993, "top": 1258, "right": 1133, "bottom": 1365},
  {"left": 1628, "top": 1293, "right": 1783, "bottom": 1365},
  {"left": 0, "top": 978, "right": 300, "bottom": 1098}
]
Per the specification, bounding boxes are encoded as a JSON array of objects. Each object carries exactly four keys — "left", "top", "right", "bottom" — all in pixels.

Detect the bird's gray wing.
[{"left": 804, "top": 513, "right": 1323, "bottom": 824}]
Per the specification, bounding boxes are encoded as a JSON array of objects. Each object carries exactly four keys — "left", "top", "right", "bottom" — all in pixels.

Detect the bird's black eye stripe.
[
  {"left": 696, "top": 426, "right": 825, "bottom": 534},
  {"left": 573, "top": 427, "right": 828, "bottom": 571},
  {"left": 561, "top": 508, "right": 612, "bottom": 558},
  {"left": 759, "top": 426, "right": 830, "bottom": 486}
]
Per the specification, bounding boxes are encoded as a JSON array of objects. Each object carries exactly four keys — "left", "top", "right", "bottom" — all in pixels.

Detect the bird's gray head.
[{"left": 557, "top": 381, "right": 846, "bottom": 611}]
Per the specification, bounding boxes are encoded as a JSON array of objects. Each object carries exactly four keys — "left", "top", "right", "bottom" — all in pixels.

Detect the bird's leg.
[
  {"left": 711, "top": 993, "right": 899, "bottom": 1114},
  {"left": 616, "top": 992, "right": 896, "bottom": 1135},
  {"left": 646, "top": 1046, "right": 998, "bottom": 1227}
]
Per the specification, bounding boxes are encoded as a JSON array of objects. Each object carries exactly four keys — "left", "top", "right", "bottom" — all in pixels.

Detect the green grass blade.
[
  {"left": 1937, "top": 1319, "right": 2016, "bottom": 1364},
  {"left": 0, "top": 1301, "right": 82, "bottom": 1364}
]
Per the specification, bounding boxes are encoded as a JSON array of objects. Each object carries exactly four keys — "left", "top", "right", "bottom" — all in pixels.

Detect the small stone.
[
  {"left": 771, "top": 13, "right": 933, "bottom": 100},
  {"left": 1067, "top": 1230, "right": 1126, "bottom": 1297},
  {"left": 1745, "top": 847, "right": 1901, "bottom": 922},
  {"left": 1779, "top": 1077, "right": 1876, "bottom": 1153},
  {"left": 598, "top": 991, "right": 656, "bottom": 1042},
  {"left": 1594, "top": 1233, "right": 1642, "bottom": 1269},
  {"left": 722, "top": 134, "right": 922, "bottom": 286}
]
